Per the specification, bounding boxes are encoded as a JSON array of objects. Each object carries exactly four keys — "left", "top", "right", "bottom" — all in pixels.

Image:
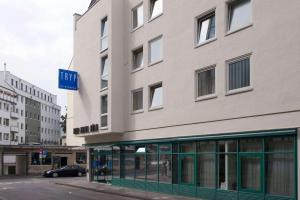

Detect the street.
[{"left": 0, "top": 177, "right": 134, "bottom": 200}]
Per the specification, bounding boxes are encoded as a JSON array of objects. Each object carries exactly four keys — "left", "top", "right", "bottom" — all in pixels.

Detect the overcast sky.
[{"left": 0, "top": 0, "right": 90, "bottom": 114}]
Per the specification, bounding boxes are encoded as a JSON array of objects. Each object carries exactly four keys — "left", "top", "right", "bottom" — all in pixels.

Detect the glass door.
[
  {"left": 179, "top": 155, "right": 195, "bottom": 185},
  {"left": 239, "top": 154, "right": 263, "bottom": 192}
]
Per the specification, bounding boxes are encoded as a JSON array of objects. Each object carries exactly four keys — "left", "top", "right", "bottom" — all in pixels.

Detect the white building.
[
  {"left": 68, "top": 0, "right": 300, "bottom": 200},
  {"left": 0, "top": 71, "right": 61, "bottom": 145}
]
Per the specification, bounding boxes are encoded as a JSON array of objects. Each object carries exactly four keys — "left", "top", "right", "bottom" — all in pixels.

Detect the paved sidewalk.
[{"left": 54, "top": 179, "right": 197, "bottom": 200}]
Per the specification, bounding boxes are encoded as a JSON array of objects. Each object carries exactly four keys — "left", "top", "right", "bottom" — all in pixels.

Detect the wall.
[{"left": 72, "top": 0, "right": 300, "bottom": 145}]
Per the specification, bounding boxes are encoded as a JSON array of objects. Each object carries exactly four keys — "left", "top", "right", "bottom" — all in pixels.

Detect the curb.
[{"left": 55, "top": 182, "right": 150, "bottom": 200}]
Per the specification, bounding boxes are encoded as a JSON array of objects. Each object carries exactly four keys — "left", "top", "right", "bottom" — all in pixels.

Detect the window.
[
  {"left": 132, "top": 89, "right": 143, "bottom": 111},
  {"left": 21, "top": 83, "right": 23, "bottom": 90},
  {"left": 101, "top": 95, "right": 108, "bottom": 128},
  {"left": 0, "top": 133, "right": 2, "bottom": 141},
  {"left": 101, "top": 17, "right": 108, "bottom": 51},
  {"left": 218, "top": 140, "right": 237, "bottom": 190},
  {"left": 132, "top": 47, "right": 143, "bottom": 70},
  {"left": 132, "top": 4, "right": 144, "bottom": 29},
  {"left": 228, "top": 0, "right": 252, "bottom": 32},
  {"left": 150, "top": 0, "right": 163, "bottom": 19},
  {"left": 149, "top": 36, "right": 163, "bottom": 64},
  {"left": 4, "top": 133, "right": 9, "bottom": 140},
  {"left": 135, "top": 146, "right": 146, "bottom": 180},
  {"left": 265, "top": 136, "right": 294, "bottom": 197},
  {"left": 227, "top": 56, "right": 251, "bottom": 91},
  {"left": 11, "top": 79, "right": 13, "bottom": 85},
  {"left": 101, "top": 56, "right": 108, "bottom": 89},
  {"left": 76, "top": 152, "right": 87, "bottom": 164},
  {"left": 149, "top": 83, "right": 163, "bottom": 109},
  {"left": 31, "top": 153, "right": 40, "bottom": 165},
  {"left": 196, "top": 66, "right": 215, "bottom": 98},
  {"left": 197, "top": 11, "right": 216, "bottom": 44}
]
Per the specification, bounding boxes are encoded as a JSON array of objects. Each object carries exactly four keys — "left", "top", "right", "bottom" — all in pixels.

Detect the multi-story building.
[
  {"left": 68, "top": 0, "right": 300, "bottom": 199},
  {"left": 0, "top": 85, "right": 19, "bottom": 145},
  {"left": 0, "top": 71, "right": 61, "bottom": 145}
]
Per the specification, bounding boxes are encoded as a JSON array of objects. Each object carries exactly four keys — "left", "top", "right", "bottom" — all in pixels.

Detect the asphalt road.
[{"left": 0, "top": 177, "right": 134, "bottom": 200}]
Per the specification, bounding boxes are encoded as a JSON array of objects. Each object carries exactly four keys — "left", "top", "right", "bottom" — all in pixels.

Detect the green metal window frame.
[{"left": 89, "top": 129, "right": 297, "bottom": 200}]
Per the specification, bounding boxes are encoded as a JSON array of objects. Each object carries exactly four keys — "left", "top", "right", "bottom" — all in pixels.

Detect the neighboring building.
[
  {"left": 0, "top": 145, "right": 87, "bottom": 176},
  {"left": 0, "top": 85, "right": 19, "bottom": 145},
  {"left": 0, "top": 71, "right": 61, "bottom": 145},
  {"left": 69, "top": 0, "right": 300, "bottom": 200}
]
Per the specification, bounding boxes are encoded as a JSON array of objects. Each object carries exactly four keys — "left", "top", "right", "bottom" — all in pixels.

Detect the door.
[
  {"left": 61, "top": 157, "right": 68, "bottom": 167},
  {"left": 179, "top": 155, "right": 195, "bottom": 185},
  {"left": 239, "top": 154, "right": 263, "bottom": 193}
]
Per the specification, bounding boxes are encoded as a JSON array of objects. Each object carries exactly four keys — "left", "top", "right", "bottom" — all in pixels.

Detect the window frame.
[
  {"left": 148, "top": 82, "right": 163, "bottom": 111},
  {"left": 149, "top": 0, "right": 163, "bottom": 21},
  {"left": 132, "top": 45, "right": 144, "bottom": 72},
  {"left": 195, "top": 65, "right": 217, "bottom": 101},
  {"left": 132, "top": 3, "right": 144, "bottom": 31},
  {"left": 100, "top": 95, "right": 108, "bottom": 129},
  {"left": 226, "top": 0, "right": 253, "bottom": 35},
  {"left": 100, "top": 16, "right": 108, "bottom": 52},
  {"left": 195, "top": 8, "right": 217, "bottom": 47},
  {"left": 100, "top": 55, "right": 109, "bottom": 90},
  {"left": 148, "top": 35, "right": 163, "bottom": 66},
  {"left": 226, "top": 53, "right": 253, "bottom": 96},
  {"left": 131, "top": 88, "right": 144, "bottom": 114}
]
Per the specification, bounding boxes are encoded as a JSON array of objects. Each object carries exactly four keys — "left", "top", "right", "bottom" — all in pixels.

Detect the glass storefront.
[{"left": 90, "top": 130, "right": 297, "bottom": 200}]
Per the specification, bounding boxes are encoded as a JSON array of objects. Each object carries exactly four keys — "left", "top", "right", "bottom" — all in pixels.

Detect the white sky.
[{"left": 0, "top": 0, "right": 91, "bottom": 114}]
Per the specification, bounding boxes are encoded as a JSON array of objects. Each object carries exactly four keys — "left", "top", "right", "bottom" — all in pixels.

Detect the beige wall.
[
  {"left": 66, "top": 60, "right": 85, "bottom": 146},
  {"left": 71, "top": 0, "right": 300, "bottom": 145}
]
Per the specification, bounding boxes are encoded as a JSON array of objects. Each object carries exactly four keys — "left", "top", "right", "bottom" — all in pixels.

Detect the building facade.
[
  {"left": 0, "top": 145, "right": 87, "bottom": 176},
  {"left": 0, "top": 71, "right": 61, "bottom": 145},
  {"left": 69, "top": 0, "right": 300, "bottom": 200}
]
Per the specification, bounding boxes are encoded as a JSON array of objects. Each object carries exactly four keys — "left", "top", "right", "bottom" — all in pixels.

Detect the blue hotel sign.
[{"left": 58, "top": 69, "right": 79, "bottom": 90}]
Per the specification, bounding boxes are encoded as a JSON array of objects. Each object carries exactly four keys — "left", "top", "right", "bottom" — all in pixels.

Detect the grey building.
[{"left": 25, "top": 98, "right": 41, "bottom": 144}]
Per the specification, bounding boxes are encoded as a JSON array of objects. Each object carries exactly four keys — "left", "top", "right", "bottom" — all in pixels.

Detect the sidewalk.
[{"left": 54, "top": 178, "right": 197, "bottom": 200}]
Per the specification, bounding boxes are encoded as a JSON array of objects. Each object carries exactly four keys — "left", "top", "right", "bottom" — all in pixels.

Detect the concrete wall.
[{"left": 71, "top": 0, "right": 300, "bottom": 145}]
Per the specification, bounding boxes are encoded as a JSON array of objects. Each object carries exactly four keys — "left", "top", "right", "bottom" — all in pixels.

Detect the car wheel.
[
  {"left": 52, "top": 173, "right": 58, "bottom": 178},
  {"left": 78, "top": 172, "right": 82, "bottom": 177}
]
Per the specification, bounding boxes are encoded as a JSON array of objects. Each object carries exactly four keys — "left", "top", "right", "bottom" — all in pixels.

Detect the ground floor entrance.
[{"left": 89, "top": 129, "right": 297, "bottom": 200}]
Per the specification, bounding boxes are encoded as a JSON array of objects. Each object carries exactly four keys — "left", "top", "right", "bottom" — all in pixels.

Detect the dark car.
[{"left": 43, "top": 165, "right": 86, "bottom": 177}]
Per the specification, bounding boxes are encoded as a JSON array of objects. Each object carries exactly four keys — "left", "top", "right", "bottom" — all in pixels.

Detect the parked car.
[{"left": 43, "top": 165, "right": 86, "bottom": 177}]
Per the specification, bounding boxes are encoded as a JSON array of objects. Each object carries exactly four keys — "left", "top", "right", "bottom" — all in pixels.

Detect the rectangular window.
[
  {"left": 101, "top": 17, "right": 108, "bottom": 51},
  {"left": 150, "top": 0, "right": 163, "bottom": 19},
  {"left": 101, "top": 95, "right": 108, "bottom": 128},
  {"left": 228, "top": 0, "right": 252, "bottom": 32},
  {"left": 132, "top": 89, "right": 143, "bottom": 111},
  {"left": 228, "top": 56, "right": 250, "bottom": 91},
  {"left": 149, "top": 36, "right": 163, "bottom": 64},
  {"left": 132, "top": 47, "right": 143, "bottom": 70},
  {"left": 31, "top": 153, "right": 40, "bottom": 165},
  {"left": 135, "top": 146, "right": 146, "bottom": 180},
  {"left": 197, "top": 11, "right": 216, "bottom": 44},
  {"left": 149, "top": 83, "right": 163, "bottom": 109},
  {"left": 196, "top": 66, "right": 215, "bottom": 97},
  {"left": 0, "top": 133, "right": 2, "bottom": 141},
  {"left": 159, "top": 154, "right": 172, "bottom": 183},
  {"left": 101, "top": 56, "right": 108, "bottom": 89},
  {"left": 76, "top": 152, "right": 87, "bottom": 164},
  {"left": 132, "top": 4, "right": 144, "bottom": 29},
  {"left": 265, "top": 136, "right": 294, "bottom": 197}
]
